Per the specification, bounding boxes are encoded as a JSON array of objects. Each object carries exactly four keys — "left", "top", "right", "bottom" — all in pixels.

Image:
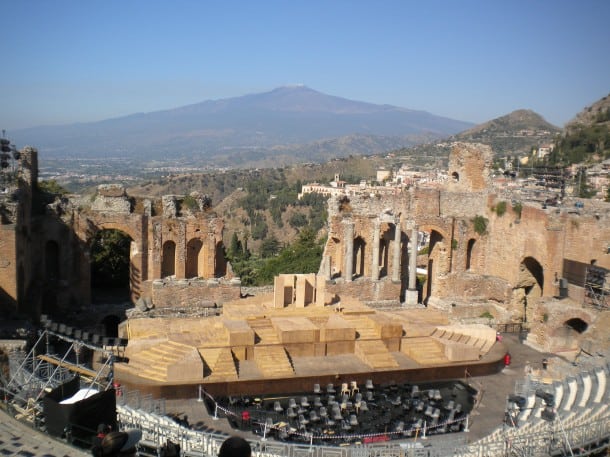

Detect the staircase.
[
  {"left": 123, "top": 340, "right": 195, "bottom": 382},
  {"left": 341, "top": 315, "right": 378, "bottom": 339},
  {"left": 248, "top": 318, "right": 281, "bottom": 344},
  {"left": 199, "top": 347, "right": 238, "bottom": 381},
  {"left": 401, "top": 337, "right": 447, "bottom": 365},
  {"left": 355, "top": 340, "right": 399, "bottom": 369},
  {"left": 253, "top": 345, "right": 294, "bottom": 378}
]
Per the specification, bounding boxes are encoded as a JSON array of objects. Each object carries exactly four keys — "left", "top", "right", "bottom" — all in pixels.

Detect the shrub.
[
  {"left": 494, "top": 201, "right": 507, "bottom": 217},
  {"left": 472, "top": 215, "right": 488, "bottom": 235},
  {"left": 512, "top": 201, "right": 523, "bottom": 219}
]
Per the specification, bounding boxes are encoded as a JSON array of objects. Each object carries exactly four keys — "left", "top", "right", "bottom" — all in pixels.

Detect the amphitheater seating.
[
  {"left": 577, "top": 373, "right": 592, "bottom": 408},
  {"left": 562, "top": 376, "right": 578, "bottom": 412},
  {"left": 593, "top": 367, "right": 606, "bottom": 403}
]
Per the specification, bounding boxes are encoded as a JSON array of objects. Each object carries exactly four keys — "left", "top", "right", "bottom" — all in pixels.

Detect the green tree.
[
  {"left": 90, "top": 229, "right": 131, "bottom": 287},
  {"left": 260, "top": 236, "right": 280, "bottom": 258}
]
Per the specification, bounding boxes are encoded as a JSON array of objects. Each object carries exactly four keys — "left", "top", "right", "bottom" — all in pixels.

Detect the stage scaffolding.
[{"left": 2, "top": 326, "right": 115, "bottom": 425}]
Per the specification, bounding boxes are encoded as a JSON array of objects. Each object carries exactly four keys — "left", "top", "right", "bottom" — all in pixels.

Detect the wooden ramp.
[
  {"left": 401, "top": 337, "right": 448, "bottom": 365},
  {"left": 199, "top": 347, "right": 238, "bottom": 381},
  {"left": 253, "top": 345, "right": 294, "bottom": 378},
  {"left": 123, "top": 340, "right": 195, "bottom": 382},
  {"left": 37, "top": 354, "right": 99, "bottom": 379},
  {"left": 355, "top": 340, "right": 399, "bottom": 369},
  {"left": 430, "top": 328, "right": 494, "bottom": 355}
]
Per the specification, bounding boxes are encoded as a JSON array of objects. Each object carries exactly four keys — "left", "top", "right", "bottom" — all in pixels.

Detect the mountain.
[
  {"left": 395, "top": 109, "right": 560, "bottom": 161},
  {"left": 454, "top": 109, "right": 560, "bottom": 154},
  {"left": 10, "top": 86, "right": 472, "bottom": 166},
  {"left": 552, "top": 94, "right": 610, "bottom": 166},
  {"left": 565, "top": 93, "right": 610, "bottom": 131}
]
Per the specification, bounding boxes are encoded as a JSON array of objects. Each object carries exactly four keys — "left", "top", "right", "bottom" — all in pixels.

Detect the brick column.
[
  {"left": 343, "top": 220, "right": 354, "bottom": 282},
  {"left": 371, "top": 219, "right": 380, "bottom": 281},
  {"left": 391, "top": 219, "right": 401, "bottom": 282},
  {"left": 406, "top": 223, "right": 419, "bottom": 305}
]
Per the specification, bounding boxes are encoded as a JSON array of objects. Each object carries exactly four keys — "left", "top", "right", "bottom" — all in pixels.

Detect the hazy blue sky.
[{"left": 1, "top": 0, "right": 609, "bottom": 131}]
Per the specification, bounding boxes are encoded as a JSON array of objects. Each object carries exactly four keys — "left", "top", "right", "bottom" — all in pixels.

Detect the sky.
[{"left": 1, "top": 0, "right": 609, "bottom": 131}]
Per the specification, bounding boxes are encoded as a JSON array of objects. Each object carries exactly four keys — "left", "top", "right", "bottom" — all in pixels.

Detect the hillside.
[
  {"left": 567, "top": 93, "right": 610, "bottom": 129},
  {"left": 549, "top": 93, "right": 610, "bottom": 166},
  {"left": 391, "top": 109, "right": 560, "bottom": 160},
  {"left": 10, "top": 86, "right": 472, "bottom": 167}
]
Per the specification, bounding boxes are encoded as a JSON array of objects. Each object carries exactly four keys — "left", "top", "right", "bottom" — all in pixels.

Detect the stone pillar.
[
  {"left": 406, "top": 223, "right": 419, "bottom": 305},
  {"left": 371, "top": 219, "right": 380, "bottom": 281},
  {"left": 391, "top": 219, "right": 401, "bottom": 282},
  {"left": 343, "top": 220, "right": 354, "bottom": 282}
]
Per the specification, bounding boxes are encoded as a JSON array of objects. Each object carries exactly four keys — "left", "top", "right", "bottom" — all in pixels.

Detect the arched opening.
[
  {"left": 186, "top": 238, "right": 203, "bottom": 278},
  {"left": 101, "top": 315, "right": 121, "bottom": 338},
  {"left": 451, "top": 172, "right": 459, "bottom": 182},
  {"left": 521, "top": 257, "right": 544, "bottom": 296},
  {"left": 565, "top": 318, "right": 588, "bottom": 334},
  {"left": 549, "top": 318, "right": 588, "bottom": 352},
  {"left": 353, "top": 236, "right": 366, "bottom": 278},
  {"left": 90, "top": 229, "right": 132, "bottom": 304},
  {"left": 425, "top": 259, "right": 433, "bottom": 306},
  {"left": 379, "top": 238, "right": 389, "bottom": 278},
  {"left": 215, "top": 241, "right": 226, "bottom": 277},
  {"left": 466, "top": 238, "right": 476, "bottom": 271},
  {"left": 162, "top": 240, "right": 176, "bottom": 278},
  {"left": 329, "top": 237, "right": 342, "bottom": 279},
  {"left": 44, "top": 240, "right": 60, "bottom": 311}
]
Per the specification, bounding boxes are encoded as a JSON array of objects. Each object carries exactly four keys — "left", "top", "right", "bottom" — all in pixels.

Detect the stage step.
[
  {"left": 253, "top": 345, "right": 294, "bottom": 378},
  {"left": 355, "top": 340, "right": 399, "bottom": 369},
  {"left": 200, "top": 347, "right": 237, "bottom": 381},
  {"left": 401, "top": 337, "right": 447, "bottom": 365}
]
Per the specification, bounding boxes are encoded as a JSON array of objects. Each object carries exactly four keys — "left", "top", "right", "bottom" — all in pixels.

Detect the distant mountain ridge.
[
  {"left": 394, "top": 109, "right": 560, "bottom": 161},
  {"left": 10, "top": 86, "right": 473, "bottom": 165}
]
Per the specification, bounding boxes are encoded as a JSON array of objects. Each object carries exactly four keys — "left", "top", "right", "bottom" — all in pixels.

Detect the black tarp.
[{"left": 43, "top": 375, "right": 117, "bottom": 446}]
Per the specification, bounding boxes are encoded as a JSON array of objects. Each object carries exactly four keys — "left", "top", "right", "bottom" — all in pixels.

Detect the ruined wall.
[
  {"left": 322, "top": 142, "right": 610, "bottom": 311},
  {"left": 325, "top": 278, "right": 401, "bottom": 303},
  {"left": 151, "top": 278, "right": 241, "bottom": 308},
  {"left": 0, "top": 147, "right": 37, "bottom": 315}
]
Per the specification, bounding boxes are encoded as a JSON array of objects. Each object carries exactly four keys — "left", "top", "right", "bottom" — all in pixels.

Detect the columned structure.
[
  {"left": 405, "top": 222, "right": 419, "bottom": 305},
  {"left": 343, "top": 220, "right": 354, "bottom": 282},
  {"left": 391, "top": 218, "right": 401, "bottom": 282},
  {"left": 371, "top": 219, "right": 381, "bottom": 281}
]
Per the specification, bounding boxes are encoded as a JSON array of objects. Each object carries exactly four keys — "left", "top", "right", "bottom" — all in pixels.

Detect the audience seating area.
[
  {"left": 478, "top": 362, "right": 610, "bottom": 454},
  {"left": 210, "top": 380, "right": 474, "bottom": 445}
]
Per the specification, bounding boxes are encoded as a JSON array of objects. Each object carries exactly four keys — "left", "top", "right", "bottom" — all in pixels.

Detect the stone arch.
[
  {"left": 466, "top": 238, "right": 476, "bottom": 271},
  {"left": 565, "top": 317, "right": 588, "bottom": 333},
  {"left": 549, "top": 317, "right": 589, "bottom": 352},
  {"left": 379, "top": 237, "right": 389, "bottom": 278},
  {"left": 353, "top": 236, "right": 366, "bottom": 278},
  {"left": 84, "top": 219, "right": 144, "bottom": 304},
  {"left": 186, "top": 238, "right": 203, "bottom": 278},
  {"left": 162, "top": 240, "right": 176, "bottom": 278},
  {"left": 328, "top": 237, "right": 342, "bottom": 279},
  {"left": 420, "top": 226, "right": 451, "bottom": 303},
  {"left": 451, "top": 171, "right": 459, "bottom": 182},
  {"left": 520, "top": 256, "right": 544, "bottom": 297},
  {"left": 215, "top": 241, "right": 227, "bottom": 277}
]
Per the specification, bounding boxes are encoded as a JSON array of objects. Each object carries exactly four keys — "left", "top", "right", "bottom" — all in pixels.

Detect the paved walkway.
[{"left": 0, "top": 407, "right": 89, "bottom": 457}]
